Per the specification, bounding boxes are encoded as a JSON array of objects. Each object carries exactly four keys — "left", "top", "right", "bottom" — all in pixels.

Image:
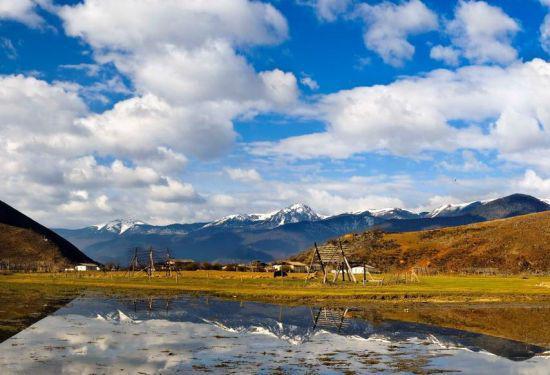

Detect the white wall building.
[
  {"left": 273, "top": 261, "right": 309, "bottom": 273},
  {"left": 75, "top": 263, "right": 100, "bottom": 271}
]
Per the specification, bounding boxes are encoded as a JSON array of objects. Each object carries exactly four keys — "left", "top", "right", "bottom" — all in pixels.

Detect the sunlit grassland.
[{"left": 1, "top": 271, "right": 549, "bottom": 304}]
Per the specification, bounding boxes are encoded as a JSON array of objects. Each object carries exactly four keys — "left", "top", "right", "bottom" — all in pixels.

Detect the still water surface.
[{"left": 0, "top": 294, "right": 548, "bottom": 374}]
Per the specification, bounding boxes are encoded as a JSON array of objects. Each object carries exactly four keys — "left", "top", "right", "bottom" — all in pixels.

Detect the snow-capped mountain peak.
[
  {"left": 264, "top": 203, "right": 322, "bottom": 226},
  {"left": 94, "top": 218, "right": 147, "bottom": 234},
  {"left": 204, "top": 203, "right": 321, "bottom": 229},
  {"left": 427, "top": 201, "right": 481, "bottom": 218}
]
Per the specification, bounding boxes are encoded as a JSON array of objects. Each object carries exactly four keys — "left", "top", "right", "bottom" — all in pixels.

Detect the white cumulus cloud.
[
  {"left": 254, "top": 59, "right": 550, "bottom": 171},
  {"left": 0, "top": 0, "right": 300, "bottom": 226},
  {"left": 445, "top": 1, "right": 520, "bottom": 65},
  {"left": 225, "top": 168, "right": 263, "bottom": 183},
  {"left": 430, "top": 45, "right": 461, "bottom": 66},
  {"left": 517, "top": 170, "right": 550, "bottom": 197},
  {"left": 0, "top": 0, "right": 44, "bottom": 27},
  {"left": 541, "top": 14, "right": 550, "bottom": 54},
  {"left": 314, "top": 0, "right": 351, "bottom": 22},
  {"left": 355, "top": 0, "right": 438, "bottom": 67}
]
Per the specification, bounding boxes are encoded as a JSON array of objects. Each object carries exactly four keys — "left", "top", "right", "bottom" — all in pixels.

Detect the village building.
[
  {"left": 167, "top": 259, "right": 194, "bottom": 270},
  {"left": 248, "top": 260, "right": 267, "bottom": 272},
  {"left": 273, "top": 261, "right": 309, "bottom": 273},
  {"left": 75, "top": 263, "right": 100, "bottom": 271}
]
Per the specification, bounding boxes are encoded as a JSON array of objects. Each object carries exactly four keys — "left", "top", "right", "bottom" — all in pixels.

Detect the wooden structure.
[
  {"left": 305, "top": 240, "right": 381, "bottom": 285},
  {"left": 127, "top": 247, "right": 181, "bottom": 278},
  {"left": 305, "top": 240, "right": 356, "bottom": 283}
]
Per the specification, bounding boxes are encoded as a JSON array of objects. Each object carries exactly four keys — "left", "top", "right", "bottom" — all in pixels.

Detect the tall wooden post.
[
  {"left": 148, "top": 247, "right": 154, "bottom": 278},
  {"left": 166, "top": 249, "right": 171, "bottom": 277},
  {"left": 339, "top": 239, "right": 356, "bottom": 283},
  {"left": 129, "top": 247, "right": 138, "bottom": 277}
]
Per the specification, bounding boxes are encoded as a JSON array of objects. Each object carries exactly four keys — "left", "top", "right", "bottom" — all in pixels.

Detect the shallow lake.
[{"left": 0, "top": 293, "right": 548, "bottom": 374}]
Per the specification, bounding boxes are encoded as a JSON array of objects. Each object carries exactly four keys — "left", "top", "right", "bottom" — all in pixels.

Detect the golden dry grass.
[
  {"left": 296, "top": 211, "right": 550, "bottom": 274},
  {"left": 0, "top": 224, "right": 70, "bottom": 271},
  {"left": 386, "top": 211, "right": 550, "bottom": 272}
]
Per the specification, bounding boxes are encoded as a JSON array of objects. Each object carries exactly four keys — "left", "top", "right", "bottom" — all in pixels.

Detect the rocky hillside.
[
  {"left": 0, "top": 200, "right": 95, "bottom": 271},
  {"left": 294, "top": 211, "right": 550, "bottom": 274}
]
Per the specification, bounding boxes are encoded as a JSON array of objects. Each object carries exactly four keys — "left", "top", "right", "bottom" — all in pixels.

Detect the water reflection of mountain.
[{"left": 60, "top": 296, "right": 546, "bottom": 361}]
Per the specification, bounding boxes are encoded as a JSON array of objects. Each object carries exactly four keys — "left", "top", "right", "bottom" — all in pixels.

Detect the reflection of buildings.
[{"left": 70, "top": 296, "right": 548, "bottom": 362}]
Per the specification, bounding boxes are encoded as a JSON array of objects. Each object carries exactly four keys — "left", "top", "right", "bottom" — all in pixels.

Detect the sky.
[{"left": 0, "top": 0, "right": 549, "bottom": 228}]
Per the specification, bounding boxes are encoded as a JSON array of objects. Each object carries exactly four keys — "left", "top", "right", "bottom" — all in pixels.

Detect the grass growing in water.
[{"left": 0, "top": 283, "right": 81, "bottom": 341}]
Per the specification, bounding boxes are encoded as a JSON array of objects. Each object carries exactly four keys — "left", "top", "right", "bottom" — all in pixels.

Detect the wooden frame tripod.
[{"left": 305, "top": 239, "right": 357, "bottom": 284}]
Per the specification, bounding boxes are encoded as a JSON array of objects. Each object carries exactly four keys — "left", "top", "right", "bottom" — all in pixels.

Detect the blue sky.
[{"left": 0, "top": 0, "right": 549, "bottom": 227}]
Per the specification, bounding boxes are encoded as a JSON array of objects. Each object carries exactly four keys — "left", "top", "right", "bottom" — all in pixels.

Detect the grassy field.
[{"left": 1, "top": 271, "right": 549, "bottom": 305}]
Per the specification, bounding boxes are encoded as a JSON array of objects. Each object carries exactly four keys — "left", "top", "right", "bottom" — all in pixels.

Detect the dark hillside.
[{"left": 0, "top": 201, "right": 95, "bottom": 270}]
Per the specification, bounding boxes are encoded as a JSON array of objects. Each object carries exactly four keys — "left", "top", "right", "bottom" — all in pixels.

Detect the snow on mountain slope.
[
  {"left": 368, "top": 208, "right": 419, "bottom": 220},
  {"left": 94, "top": 219, "right": 147, "bottom": 234},
  {"left": 264, "top": 204, "right": 322, "bottom": 226},
  {"left": 203, "top": 214, "right": 266, "bottom": 228},
  {"left": 205, "top": 203, "right": 321, "bottom": 229},
  {"left": 426, "top": 194, "right": 550, "bottom": 219},
  {"left": 427, "top": 201, "right": 482, "bottom": 218}
]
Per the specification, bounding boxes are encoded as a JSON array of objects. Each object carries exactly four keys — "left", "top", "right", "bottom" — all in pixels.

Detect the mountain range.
[{"left": 54, "top": 193, "right": 550, "bottom": 265}]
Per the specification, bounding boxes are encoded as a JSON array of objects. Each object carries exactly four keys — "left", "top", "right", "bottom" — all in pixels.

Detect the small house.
[
  {"left": 350, "top": 265, "right": 379, "bottom": 274},
  {"left": 75, "top": 263, "right": 100, "bottom": 271},
  {"left": 273, "top": 261, "right": 309, "bottom": 273},
  {"left": 248, "top": 260, "right": 267, "bottom": 272},
  {"left": 168, "top": 259, "right": 194, "bottom": 270},
  {"left": 222, "top": 264, "right": 237, "bottom": 271}
]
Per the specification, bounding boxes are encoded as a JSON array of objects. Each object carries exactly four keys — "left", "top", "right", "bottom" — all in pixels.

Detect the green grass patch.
[{"left": 0, "top": 272, "right": 549, "bottom": 305}]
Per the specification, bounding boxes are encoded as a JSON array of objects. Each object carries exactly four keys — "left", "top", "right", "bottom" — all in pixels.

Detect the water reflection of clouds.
[{"left": 0, "top": 297, "right": 548, "bottom": 374}]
